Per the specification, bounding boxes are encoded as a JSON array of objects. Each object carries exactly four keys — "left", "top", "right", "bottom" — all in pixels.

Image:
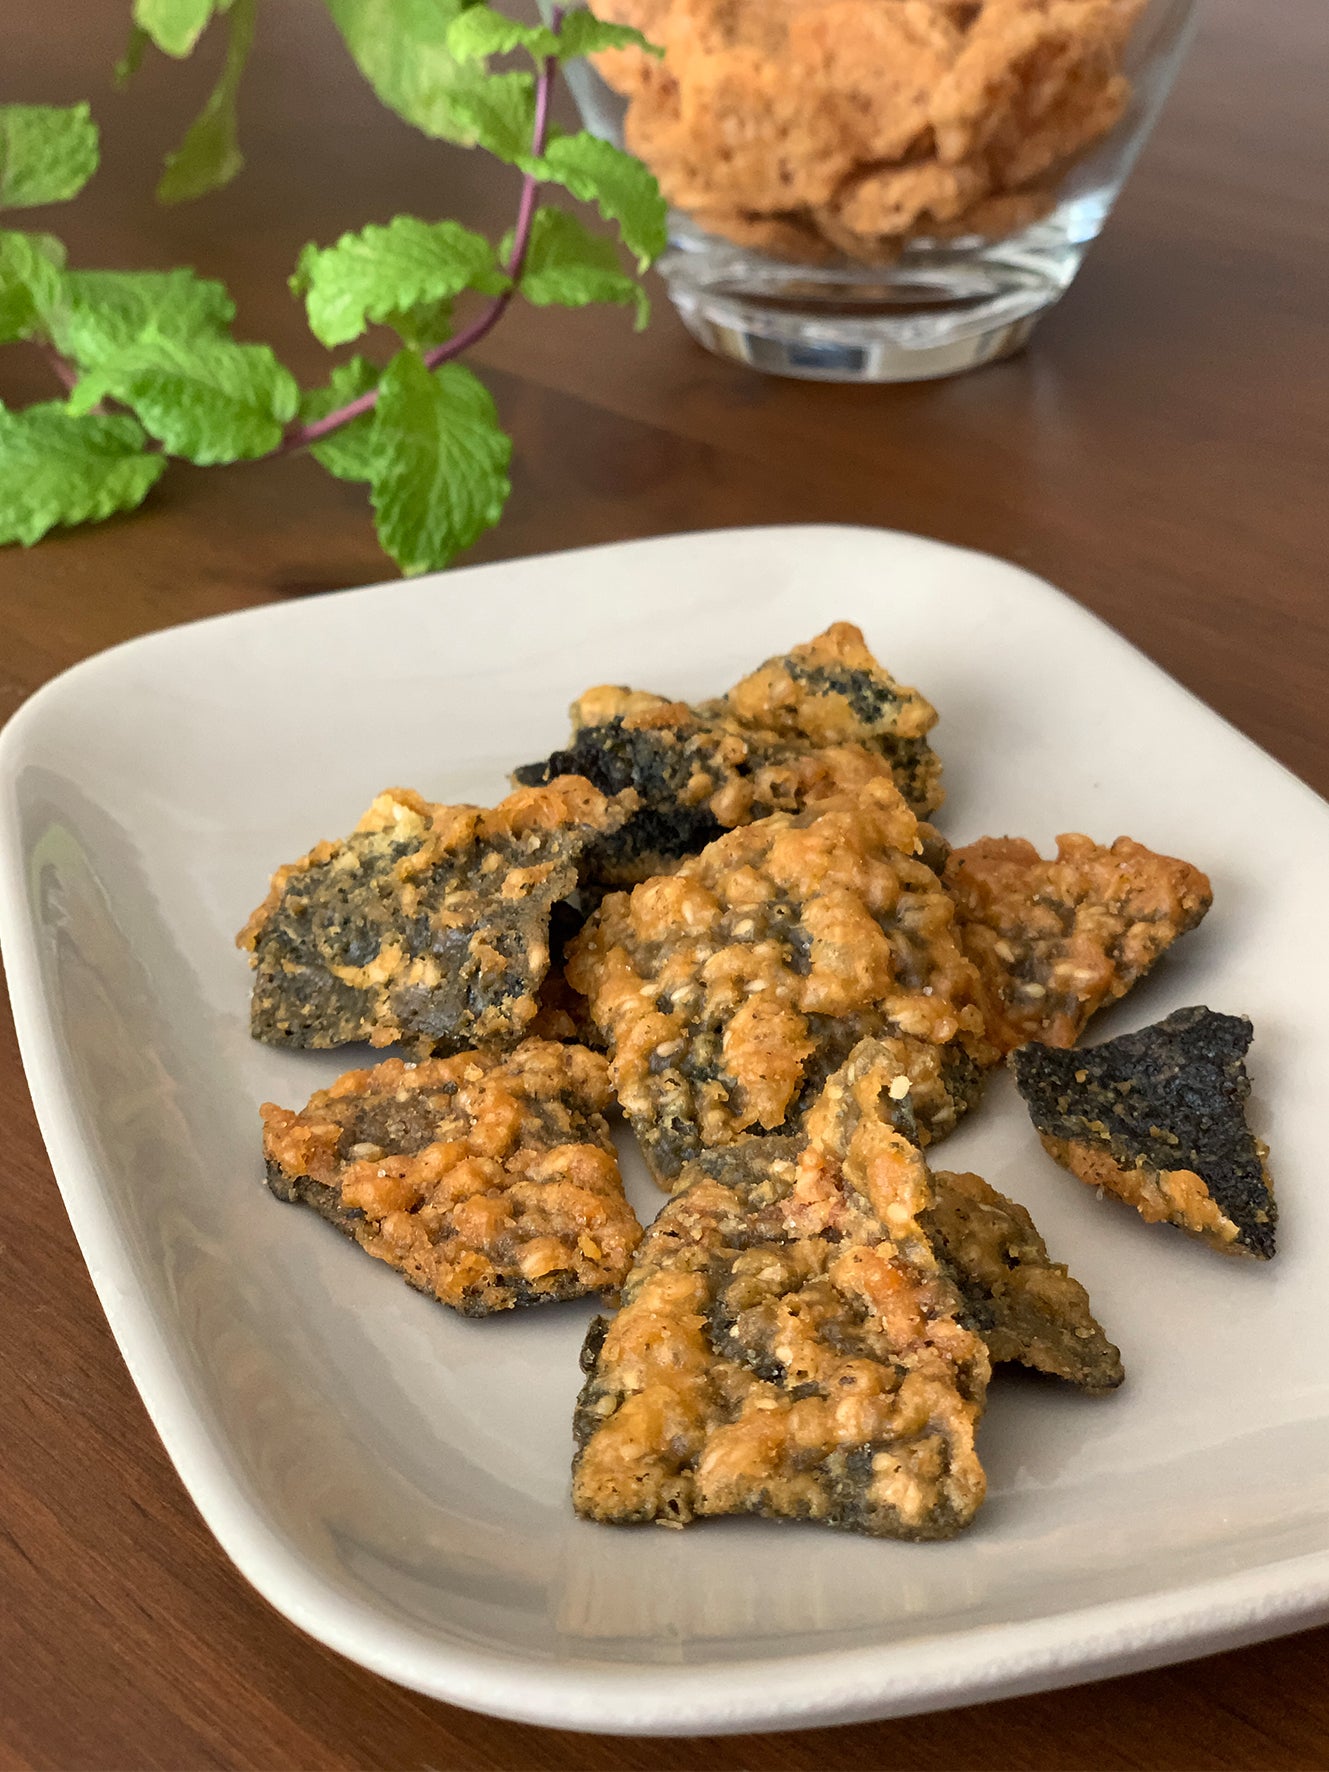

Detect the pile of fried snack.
[
  {"left": 244, "top": 622, "right": 1275, "bottom": 1542},
  {"left": 588, "top": 0, "right": 1148, "bottom": 264}
]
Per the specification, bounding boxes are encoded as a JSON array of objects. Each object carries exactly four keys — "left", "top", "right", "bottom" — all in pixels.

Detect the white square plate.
[{"left": 3, "top": 526, "right": 1328, "bottom": 1736}]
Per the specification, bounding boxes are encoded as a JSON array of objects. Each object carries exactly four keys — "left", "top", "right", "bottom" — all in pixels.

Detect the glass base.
[{"left": 659, "top": 240, "right": 1076, "bottom": 383}]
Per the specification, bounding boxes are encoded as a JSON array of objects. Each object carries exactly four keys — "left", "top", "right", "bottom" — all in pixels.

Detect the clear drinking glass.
[{"left": 561, "top": 0, "right": 1196, "bottom": 382}]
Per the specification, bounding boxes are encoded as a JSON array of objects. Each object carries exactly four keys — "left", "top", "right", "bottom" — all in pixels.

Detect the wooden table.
[{"left": 3, "top": 3, "right": 1328, "bottom": 1766}]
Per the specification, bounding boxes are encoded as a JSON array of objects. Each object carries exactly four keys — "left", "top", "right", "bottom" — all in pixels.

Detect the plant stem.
[
  {"left": 45, "top": 342, "right": 117, "bottom": 419},
  {"left": 43, "top": 344, "right": 79, "bottom": 394},
  {"left": 279, "top": 15, "right": 562, "bottom": 458}
]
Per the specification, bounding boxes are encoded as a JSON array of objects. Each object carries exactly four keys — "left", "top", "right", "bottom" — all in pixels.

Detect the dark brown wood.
[{"left": 3, "top": 2, "right": 1329, "bottom": 1766}]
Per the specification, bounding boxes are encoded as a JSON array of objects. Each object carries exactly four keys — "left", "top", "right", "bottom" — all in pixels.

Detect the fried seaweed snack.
[
  {"left": 566, "top": 778, "right": 993, "bottom": 1187},
  {"left": 1011, "top": 1007, "right": 1276, "bottom": 1260},
  {"left": 239, "top": 779, "right": 629, "bottom": 1054},
  {"left": 706, "top": 621, "right": 942, "bottom": 818},
  {"left": 572, "top": 1040, "right": 990, "bottom": 1537},
  {"left": 945, "top": 834, "right": 1212, "bottom": 1055},
  {"left": 261, "top": 1040, "right": 641, "bottom": 1314},
  {"left": 515, "top": 691, "right": 898, "bottom": 890},
  {"left": 927, "top": 1170, "right": 1123, "bottom": 1391},
  {"left": 512, "top": 623, "right": 942, "bottom": 893}
]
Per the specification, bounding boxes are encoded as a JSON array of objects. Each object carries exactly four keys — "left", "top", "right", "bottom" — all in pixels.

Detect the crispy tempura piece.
[
  {"left": 706, "top": 620, "right": 942, "bottom": 816},
  {"left": 572, "top": 1039, "right": 990, "bottom": 1537},
  {"left": 944, "top": 834, "right": 1212, "bottom": 1055},
  {"left": 514, "top": 691, "right": 896, "bottom": 891},
  {"left": 1011, "top": 1007, "right": 1276, "bottom": 1260},
  {"left": 567, "top": 779, "right": 993, "bottom": 1187},
  {"left": 239, "top": 779, "right": 631, "bottom": 1054},
  {"left": 928, "top": 1170, "right": 1123, "bottom": 1391},
  {"left": 513, "top": 623, "right": 943, "bottom": 898},
  {"left": 261, "top": 1040, "right": 641, "bottom": 1314}
]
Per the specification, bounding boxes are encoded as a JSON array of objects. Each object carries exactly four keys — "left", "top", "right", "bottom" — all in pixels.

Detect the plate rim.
[{"left": 3, "top": 522, "right": 1328, "bottom": 1736}]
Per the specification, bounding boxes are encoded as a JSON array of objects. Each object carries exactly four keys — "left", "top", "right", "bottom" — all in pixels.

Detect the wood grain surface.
[{"left": 3, "top": 3, "right": 1328, "bottom": 1767}]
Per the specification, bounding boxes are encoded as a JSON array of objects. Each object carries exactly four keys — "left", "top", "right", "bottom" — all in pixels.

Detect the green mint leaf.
[
  {"left": 536, "top": 132, "right": 667, "bottom": 269},
  {"left": 299, "top": 354, "right": 381, "bottom": 481},
  {"left": 157, "top": 0, "right": 255, "bottom": 202},
  {"left": 132, "top": 0, "right": 230, "bottom": 59},
  {"left": 442, "top": 4, "right": 660, "bottom": 69},
  {"left": 554, "top": 11, "right": 661, "bottom": 61},
  {"left": 292, "top": 215, "right": 506, "bottom": 348},
  {"left": 513, "top": 206, "right": 647, "bottom": 327},
  {"left": 116, "top": 23, "right": 153, "bottom": 86},
  {"left": 323, "top": 0, "right": 534, "bottom": 159},
  {"left": 0, "top": 402, "right": 166, "bottom": 546},
  {"left": 51, "top": 267, "right": 235, "bottom": 368},
  {"left": 384, "top": 296, "right": 454, "bottom": 351},
  {"left": 323, "top": 0, "right": 482, "bottom": 134},
  {"left": 324, "top": 0, "right": 465, "bottom": 134},
  {"left": 434, "top": 71, "right": 536, "bottom": 163},
  {"left": 0, "top": 105, "right": 100, "bottom": 211},
  {"left": 446, "top": 6, "right": 557, "bottom": 64},
  {"left": 69, "top": 335, "right": 298, "bottom": 463},
  {"left": 369, "top": 351, "right": 510, "bottom": 575},
  {"left": 0, "top": 231, "right": 67, "bottom": 343}
]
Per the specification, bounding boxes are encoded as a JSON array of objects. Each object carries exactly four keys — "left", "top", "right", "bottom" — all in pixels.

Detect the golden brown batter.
[
  {"left": 514, "top": 622, "right": 942, "bottom": 896},
  {"left": 928, "top": 1170, "right": 1123, "bottom": 1390},
  {"left": 944, "top": 834, "right": 1212, "bottom": 1055},
  {"left": 262, "top": 1040, "right": 642, "bottom": 1314},
  {"left": 572, "top": 1039, "right": 990, "bottom": 1537},
  {"left": 567, "top": 778, "right": 994, "bottom": 1185},
  {"left": 240, "top": 779, "right": 631, "bottom": 1054}
]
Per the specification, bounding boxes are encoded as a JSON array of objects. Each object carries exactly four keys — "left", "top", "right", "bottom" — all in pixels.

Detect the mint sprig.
[
  {"left": 157, "top": 0, "right": 257, "bottom": 203},
  {"left": 132, "top": 0, "right": 232, "bottom": 60},
  {"left": 0, "top": 105, "right": 100, "bottom": 210},
  {"left": 0, "top": 403, "right": 166, "bottom": 546},
  {"left": 69, "top": 335, "right": 299, "bottom": 463},
  {"left": 292, "top": 217, "right": 507, "bottom": 348},
  {"left": 0, "top": 2, "right": 669, "bottom": 577},
  {"left": 51, "top": 267, "right": 236, "bottom": 365},
  {"left": 513, "top": 206, "right": 649, "bottom": 328},
  {"left": 552, "top": 10, "right": 661, "bottom": 59},
  {"left": 446, "top": 6, "right": 659, "bottom": 67},
  {"left": 538, "top": 133, "right": 668, "bottom": 269},
  {"left": 0, "top": 231, "right": 67, "bottom": 343},
  {"left": 370, "top": 353, "right": 511, "bottom": 573},
  {"left": 324, "top": 0, "right": 530, "bottom": 156},
  {"left": 300, "top": 357, "right": 381, "bottom": 481},
  {"left": 446, "top": 8, "right": 560, "bottom": 65}
]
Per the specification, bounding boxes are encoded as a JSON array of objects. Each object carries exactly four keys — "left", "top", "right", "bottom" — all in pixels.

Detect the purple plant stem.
[
  {"left": 45, "top": 342, "right": 117, "bottom": 419},
  {"left": 279, "top": 12, "right": 563, "bottom": 457},
  {"left": 43, "top": 345, "right": 80, "bottom": 394}
]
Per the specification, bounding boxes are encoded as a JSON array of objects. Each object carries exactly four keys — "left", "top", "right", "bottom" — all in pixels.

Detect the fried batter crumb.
[
  {"left": 928, "top": 1170, "right": 1123, "bottom": 1390},
  {"left": 1011, "top": 1007, "right": 1276, "bottom": 1260},
  {"left": 239, "top": 779, "right": 631, "bottom": 1055},
  {"left": 567, "top": 779, "right": 993, "bottom": 1186},
  {"left": 572, "top": 1038, "right": 990, "bottom": 1537},
  {"left": 261, "top": 1040, "right": 642, "bottom": 1314},
  {"left": 944, "top": 834, "right": 1212, "bottom": 1055}
]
